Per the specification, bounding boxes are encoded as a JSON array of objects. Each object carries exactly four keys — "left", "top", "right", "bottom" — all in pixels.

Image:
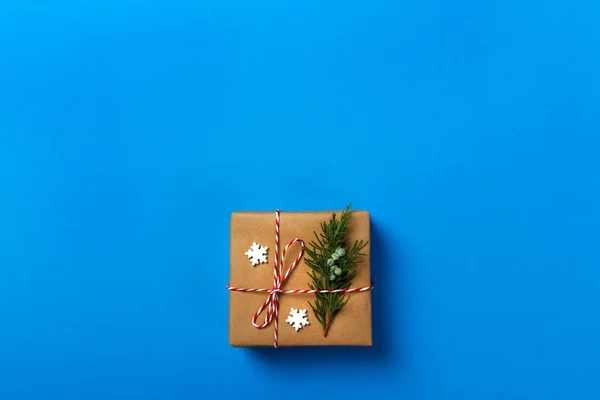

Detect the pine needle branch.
[{"left": 306, "top": 203, "right": 368, "bottom": 337}]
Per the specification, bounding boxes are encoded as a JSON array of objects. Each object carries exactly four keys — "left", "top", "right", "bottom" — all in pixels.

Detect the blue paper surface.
[{"left": 0, "top": 1, "right": 599, "bottom": 398}]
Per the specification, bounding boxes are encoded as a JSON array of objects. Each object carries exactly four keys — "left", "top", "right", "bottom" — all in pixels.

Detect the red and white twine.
[{"left": 227, "top": 209, "right": 375, "bottom": 348}]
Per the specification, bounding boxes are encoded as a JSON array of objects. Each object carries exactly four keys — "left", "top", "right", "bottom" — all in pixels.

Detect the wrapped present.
[{"left": 228, "top": 206, "right": 373, "bottom": 347}]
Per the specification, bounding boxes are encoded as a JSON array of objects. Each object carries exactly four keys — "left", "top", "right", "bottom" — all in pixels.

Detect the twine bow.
[
  {"left": 227, "top": 209, "right": 374, "bottom": 348},
  {"left": 251, "top": 209, "right": 304, "bottom": 347}
]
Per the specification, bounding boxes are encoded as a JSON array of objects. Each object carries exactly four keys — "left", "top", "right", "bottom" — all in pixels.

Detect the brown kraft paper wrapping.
[{"left": 229, "top": 210, "right": 372, "bottom": 347}]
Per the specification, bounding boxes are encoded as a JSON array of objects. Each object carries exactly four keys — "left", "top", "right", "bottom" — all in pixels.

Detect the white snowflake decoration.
[
  {"left": 286, "top": 308, "right": 310, "bottom": 332},
  {"left": 245, "top": 242, "right": 268, "bottom": 266}
]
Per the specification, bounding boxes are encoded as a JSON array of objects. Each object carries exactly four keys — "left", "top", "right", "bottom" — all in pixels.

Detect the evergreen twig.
[{"left": 305, "top": 203, "right": 368, "bottom": 337}]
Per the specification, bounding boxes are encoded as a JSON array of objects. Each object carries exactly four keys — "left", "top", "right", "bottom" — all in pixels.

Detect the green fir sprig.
[{"left": 305, "top": 204, "right": 368, "bottom": 337}]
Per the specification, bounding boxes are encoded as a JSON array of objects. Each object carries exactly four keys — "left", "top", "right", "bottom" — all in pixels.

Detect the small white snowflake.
[
  {"left": 286, "top": 308, "right": 310, "bottom": 332},
  {"left": 245, "top": 242, "right": 268, "bottom": 266}
]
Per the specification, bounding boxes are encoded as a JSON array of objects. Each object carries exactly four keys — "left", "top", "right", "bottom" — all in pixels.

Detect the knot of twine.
[{"left": 227, "top": 209, "right": 374, "bottom": 348}]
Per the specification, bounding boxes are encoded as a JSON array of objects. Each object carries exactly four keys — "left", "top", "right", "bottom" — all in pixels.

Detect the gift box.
[{"left": 228, "top": 209, "right": 372, "bottom": 347}]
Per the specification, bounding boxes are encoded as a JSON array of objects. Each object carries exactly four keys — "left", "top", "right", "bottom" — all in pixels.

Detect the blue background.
[{"left": 1, "top": 1, "right": 599, "bottom": 399}]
